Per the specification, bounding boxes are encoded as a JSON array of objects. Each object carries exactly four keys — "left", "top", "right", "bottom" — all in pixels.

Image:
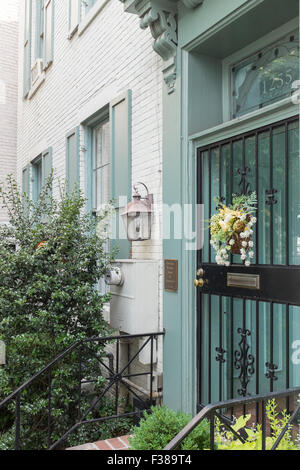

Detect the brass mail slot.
[{"left": 227, "top": 273, "right": 260, "bottom": 290}]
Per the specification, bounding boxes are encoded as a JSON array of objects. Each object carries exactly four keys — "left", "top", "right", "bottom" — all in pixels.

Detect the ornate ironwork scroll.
[
  {"left": 237, "top": 167, "right": 251, "bottom": 195},
  {"left": 265, "top": 362, "right": 279, "bottom": 381},
  {"left": 234, "top": 328, "right": 255, "bottom": 397},
  {"left": 266, "top": 189, "right": 278, "bottom": 205},
  {"left": 216, "top": 346, "right": 226, "bottom": 364}
]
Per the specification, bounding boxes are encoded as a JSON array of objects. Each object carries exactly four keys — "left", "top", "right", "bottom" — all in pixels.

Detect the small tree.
[{"left": 0, "top": 175, "right": 114, "bottom": 449}]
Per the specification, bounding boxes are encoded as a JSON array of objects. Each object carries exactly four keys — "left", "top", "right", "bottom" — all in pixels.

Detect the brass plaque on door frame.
[
  {"left": 227, "top": 273, "right": 260, "bottom": 290},
  {"left": 164, "top": 259, "right": 178, "bottom": 292}
]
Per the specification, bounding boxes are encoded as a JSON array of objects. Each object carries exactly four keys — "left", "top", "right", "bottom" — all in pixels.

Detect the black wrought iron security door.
[{"left": 197, "top": 116, "right": 300, "bottom": 408}]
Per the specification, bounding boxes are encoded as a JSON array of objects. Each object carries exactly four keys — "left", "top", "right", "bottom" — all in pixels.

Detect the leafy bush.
[
  {"left": 216, "top": 399, "right": 298, "bottom": 451},
  {"left": 129, "top": 405, "right": 211, "bottom": 450},
  {"left": 0, "top": 175, "right": 114, "bottom": 449}
]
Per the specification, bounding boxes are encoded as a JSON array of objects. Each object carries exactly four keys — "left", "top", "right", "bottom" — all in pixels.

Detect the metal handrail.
[
  {"left": 164, "top": 387, "right": 300, "bottom": 451},
  {"left": 0, "top": 330, "right": 165, "bottom": 450}
]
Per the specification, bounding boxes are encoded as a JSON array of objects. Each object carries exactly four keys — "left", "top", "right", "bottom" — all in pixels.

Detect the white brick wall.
[
  {"left": 0, "top": 0, "right": 19, "bottom": 223},
  {"left": 17, "top": 0, "right": 164, "bottom": 379}
]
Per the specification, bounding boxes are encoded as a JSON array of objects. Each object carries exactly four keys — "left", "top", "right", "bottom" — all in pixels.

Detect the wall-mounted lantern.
[{"left": 122, "top": 183, "right": 153, "bottom": 241}]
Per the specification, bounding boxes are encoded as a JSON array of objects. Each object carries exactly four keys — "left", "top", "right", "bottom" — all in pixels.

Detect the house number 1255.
[{"left": 262, "top": 68, "right": 294, "bottom": 94}]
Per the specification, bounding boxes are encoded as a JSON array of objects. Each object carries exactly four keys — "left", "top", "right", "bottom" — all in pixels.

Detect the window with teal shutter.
[
  {"left": 83, "top": 91, "right": 132, "bottom": 258},
  {"left": 66, "top": 127, "right": 80, "bottom": 192}
]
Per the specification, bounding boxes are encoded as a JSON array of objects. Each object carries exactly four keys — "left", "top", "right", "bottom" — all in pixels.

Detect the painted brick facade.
[
  {"left": 0, "top": 0, "right": 19, "bottom": 223},
  {"left": 16, "top": 0, "right": 164, "bottom": 388}
]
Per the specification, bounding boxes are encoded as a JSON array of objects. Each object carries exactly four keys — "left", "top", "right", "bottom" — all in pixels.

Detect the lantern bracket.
[{"left": 133, "top": 182, "right": 153, "bottom": 206}]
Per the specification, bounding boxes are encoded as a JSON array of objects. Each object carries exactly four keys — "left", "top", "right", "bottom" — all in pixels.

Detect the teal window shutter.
[
  {"left": 32, "top": 156, "right": 43, "bottom": 203},
  {"left": 44, "top": 0, "right": 54, "bottom": 69},
  {"left": 66, "top": 127, "right": 80, "bottom": 192},
  {"left": 22, "top": 164, "right": 30, "bottom": 196},
  {"left": 42, "top": 147, "right": 53, "bottom": 184},
  {"left": 23, "top": 0, "right": 32, "bottom": 97},
  {"left": 110, "top": 90, "right": 132, "bottom": 259},
  {"left": 35, "top": 0, "right": 44, "bottom": 60}
]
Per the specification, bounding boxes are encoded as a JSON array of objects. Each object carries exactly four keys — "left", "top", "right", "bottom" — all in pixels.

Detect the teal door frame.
[{"left": 162, "top": 1, "right": 300, "bottom": 415}]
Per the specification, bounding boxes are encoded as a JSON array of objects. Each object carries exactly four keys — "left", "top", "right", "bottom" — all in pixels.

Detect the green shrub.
[
  {"left": 0, "top": 175, "right": 114, "bottom": 449},
  {"left": 215, "top": 399, "right": 298, "bottom": 451},
  {"left": 129, "top": 405, "right": 210, "bottom": 450}
]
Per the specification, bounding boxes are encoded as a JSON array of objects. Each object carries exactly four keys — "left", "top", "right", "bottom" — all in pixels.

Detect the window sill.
[
  {"left": 68, "top": 24, "right": 78, "bottom": 40},
  {"left": 28, "top": 72, "right": 46, "bottom": 100},
  {"left": 78, "top": 0, "right": 110, "bottom": 36}
]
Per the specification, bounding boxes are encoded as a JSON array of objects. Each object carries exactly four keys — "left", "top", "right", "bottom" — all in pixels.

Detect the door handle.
[{"left": 194, "top": 268, "right": 208, "bottom": 288}]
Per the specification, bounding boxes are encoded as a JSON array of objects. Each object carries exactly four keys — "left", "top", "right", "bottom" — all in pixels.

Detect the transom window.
[
  {"left": 231, "top": 30, "right": 299, "bottom": 118},
  {"left": 92, "top": 120, "right": 110, "bottom": 212}
]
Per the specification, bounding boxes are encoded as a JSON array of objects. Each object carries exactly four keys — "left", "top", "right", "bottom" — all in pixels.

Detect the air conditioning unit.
[
  {"left": 109, "top": 260, "right": 159, "bottom": 335},
  {"left": 31, "top": 59, "right": 43, "bottom": 86}
]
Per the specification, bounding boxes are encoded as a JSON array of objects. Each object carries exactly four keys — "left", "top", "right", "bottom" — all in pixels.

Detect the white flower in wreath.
[
  {"left": 251, "top": 217, "right": 257, "bottom": 224},
  {"left": 241, "top": 254, "right": 247, "bottom": 260},
  {"left": 245, "top": 260, "right": 251, "bottom": 267},
  {"left": 249, "top": 251, "right": 254, "bottom": 259},
  {"left": 240, "top": 232, "right": 246, "bottom": 239},
  {"left": 242, "top": 241, "right": 248, "bottom": 247},
  {"left": 225, "top": 214, "right": 233, "bottom": 223},
  {"left": 248, "top": 241, "right": 254, "bottom": 248},
  {"left": 240, "top": 214, "right": 247, "bottom": 221},
  {"left": 229, "top": 239, "right": 235, "bottom": 246}
]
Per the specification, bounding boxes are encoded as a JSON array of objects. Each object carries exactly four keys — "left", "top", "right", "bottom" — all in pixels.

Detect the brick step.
[{"left": 66, "top": 435, "right": 130, "bottom": 451}]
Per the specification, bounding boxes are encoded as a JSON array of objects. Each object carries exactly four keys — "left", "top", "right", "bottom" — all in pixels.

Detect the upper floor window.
[
  {"left": 23, "top": 0, "right": 54, "bottom": 98},
  {"left": 232, "top": 30, "right": 299, "bottom": 118}
]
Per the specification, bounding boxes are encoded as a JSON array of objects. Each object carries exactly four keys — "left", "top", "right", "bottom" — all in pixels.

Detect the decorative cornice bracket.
[{"left": 120, "top": 0, "right": 204, "bottom": 94}]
